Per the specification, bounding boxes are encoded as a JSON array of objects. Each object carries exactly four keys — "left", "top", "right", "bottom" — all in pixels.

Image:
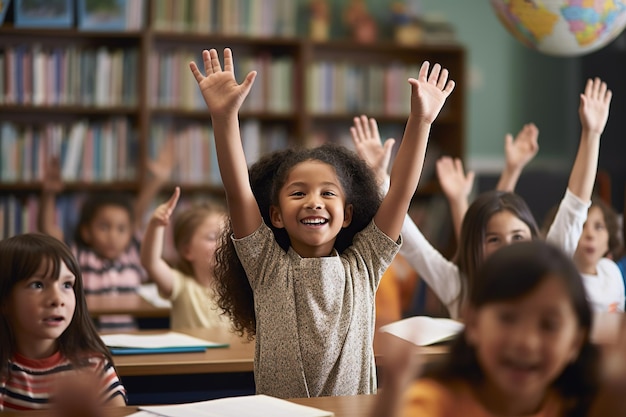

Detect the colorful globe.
[{"left": 490, "top": 0, "right": 626, "bottom": 56}]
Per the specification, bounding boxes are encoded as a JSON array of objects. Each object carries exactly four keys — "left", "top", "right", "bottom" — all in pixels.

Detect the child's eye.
[
  {"left": 512, "top": 234, "right": 526, "bottom": 241},
  {"left": 290, "top": 192, "right": 304, "bottom": 197},
  {"left": 322, "top": 191, "right": 336, "bottom": 197},
  {"left": 497, "top": 311, "right": 517, "bottom": 325},
  {"left": 63, "top": 281, "right": 74, "bottom": 289},
  {"left": 594, "top": 223, "right": 606, "bottom": 231},
  {"left": 28, "top": 281, "right": 44, "bottom": 289},
  {"left": 486, "top": 237, "right": 499, "bottom": 244},
  {"left": 541, "top": 320, "right": 560, "bottom": 332}
]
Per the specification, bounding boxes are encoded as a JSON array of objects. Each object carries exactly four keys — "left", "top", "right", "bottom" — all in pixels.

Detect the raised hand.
[
  {"left": 189, "top": 48, "right": 256, "bottom": 118},
  {"left": 409, "top": 61, "right": 455, "bottom": 124},
  {"left": 146, "top": 134, "right": 176, "bottom": 183},
  {"left": 504, "top": 123, "right": 539, "bottom": 171},
  {"left": 579, "top": 77, "right": 612, "bottom": 135},
  {"left": 436, "top": 156, "right": 474, "bottom": 203},
  {"left": 42, "top": 155, "right": 64, "bottom": 194},
  {"left": 150, "top": 187, "right": 180, "bottom": 227},
  {"left": 350, "top": 115, "right": 396, "bottom": 185}
]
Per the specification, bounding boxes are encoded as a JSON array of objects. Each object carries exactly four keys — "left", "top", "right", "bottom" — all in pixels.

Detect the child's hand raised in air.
[
  {"left": 42, "top": 156, "right": 64, "bottom": 194},
  {"left": 504, "top": 123, "right": 539, "bottom": 172},
  {"left": 149, "top": 187, "right": 180, "bottom": 227},
  {"left": 409, "top": 61, "right": 455, "bottom": 124},
  {"left": 436, "top": 156, "right": 474, "bottom": 204},
  {"left": 579, "top": 77, "right": 612, "bottom": 135},
  {"left": 189, "top": 48, "right": 257, "bottom": 118},
  {"left": 146, "top": 134, "right": 176, "bottom": 184},
  {"left": 350, "top": 115, "right": 396, "bottom": 186}
]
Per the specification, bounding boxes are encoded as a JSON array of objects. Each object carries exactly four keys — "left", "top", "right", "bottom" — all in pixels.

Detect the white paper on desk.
[
  {"left": 139, "top": 394, "right": 334, "bottom": 417},
  {"left": 100, "top": 331, "right": 224, "bottom": 349},
  {"left": 379, "top": 316, "right": 464, "bottom": 346},
  {"left": 137, "top": 283, "right": 172, "bottom": 308}
]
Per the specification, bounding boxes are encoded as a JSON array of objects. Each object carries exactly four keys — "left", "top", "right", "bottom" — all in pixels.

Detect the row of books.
[
  {"left": 306, "top": 61, "right": 421, "bottom": 115},
  {"left": 148, "top": 119, "right": 289, "bottom": 185},
  {"left": 1, "top": 0, "right": 145, "bottom": 31},
  {"left": 0, "top": 45, "right": 139, "bottom": 107},
  {"left": 148, "top": 51, "right": 293, "bottom": 113},
  {"left": 0, "top": 194, "right": 38, "bottom": 240},
  {"left": 0, "top": 118, "right": 138, "bottom": 183},
  {"left": 151, "top": 0, "right": 297, "bottom": 37}
]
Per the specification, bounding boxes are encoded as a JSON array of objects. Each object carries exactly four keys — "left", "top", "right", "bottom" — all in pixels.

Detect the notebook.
[{"left": 100, "top": 331, "right": 228, "bottom": 355}]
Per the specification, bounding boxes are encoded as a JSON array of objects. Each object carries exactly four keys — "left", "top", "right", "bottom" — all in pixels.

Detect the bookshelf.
[{"left": 0, "top": 1, "right": 465, "bottom": 240}]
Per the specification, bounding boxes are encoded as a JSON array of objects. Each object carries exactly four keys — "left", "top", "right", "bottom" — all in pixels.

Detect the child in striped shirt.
[{"left": 0, "top": 233, "right": 126, "bottom": 411}]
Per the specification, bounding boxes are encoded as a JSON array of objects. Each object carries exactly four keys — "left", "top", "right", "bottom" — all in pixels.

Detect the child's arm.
[
  {"left": 134, "top": 135, "right": 176, "bottom": 234},
  {"left": 546, "top": 79, "right": 612, "bottom": 256},
  {"left": 190, "top": 48, "right": 260, "bottom": 238},
  {"left": 375, "top": 62, "right": 455, "bottom": 241},
  {"left": 38, "top": 156, "right": 65, "bottom": 242},
  {"left": 589, "top": 314, "right": 626, "bottom": 417},
  {"left": 350, "top": 115, "right": 463, "bottom": 317},
  {"left": 435, "top": 156, "right": 474, "bottom": 242},
  {"left": 569, "top": 78, "right": 611, "bottom": 202},
  {"left": 369, "top": 333, "right": 423, "bottom": 417},
  {"left": 140, "top": 187, "right": 180, "bottom": 298},
  {"left": 495, "top": 123, "right": 539, "bottom": 192}
]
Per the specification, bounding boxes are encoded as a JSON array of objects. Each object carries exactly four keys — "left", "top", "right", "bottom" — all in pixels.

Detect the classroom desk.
[
  {"left": 106, "top": 327, "right": 256, "bottom": 404},
  {"left": 86, "top": 293, "right": 170, "bottom": 319},
  {"left": 111, "top": 327, "right": 255, "bottom": 377},
  {"left": 110, "top": 327, "right": 447, "bottom": 377},
  {"left": 0, "top": 395, "right": 377, "bottom": 417},
  {"left": 106, "top": 327, "right": 447, "bottom": 405}
]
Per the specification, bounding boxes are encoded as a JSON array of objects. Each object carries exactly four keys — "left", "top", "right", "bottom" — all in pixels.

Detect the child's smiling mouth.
[{"left": 301, "top": 217, "right": 329, "bottom": 226}]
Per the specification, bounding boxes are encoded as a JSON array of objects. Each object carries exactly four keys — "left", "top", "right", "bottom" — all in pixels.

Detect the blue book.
[
  {"left": 0, "top": 0, "right": 10, "bottom": 25},
  {"left": 101, "top": 331, "right": 229, "bottom": 356},
  {"left": 109, "top": 346, "right": 209, "bottom": 355}
]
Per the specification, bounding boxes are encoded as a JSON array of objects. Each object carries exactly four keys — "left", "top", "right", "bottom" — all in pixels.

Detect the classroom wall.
[
  {"left": 417, "top": 0, "right": 582, "bottom": 172},
  {"left": 309, "top": 0, "right": 590, "bottom": 219},
  {"left": 311, "top": 0, "right": 582, "bottom": 169}
]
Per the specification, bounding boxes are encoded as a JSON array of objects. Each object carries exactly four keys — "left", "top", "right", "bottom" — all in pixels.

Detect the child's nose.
[
  {"left": 305, "top": 196, "right": 323, "bottom": 209},
  {"left": 510, "top": 324, "right": 541, "bottom": 353},
  {"left": 48, "top": 287, "right": 65, "bottom": 307}
]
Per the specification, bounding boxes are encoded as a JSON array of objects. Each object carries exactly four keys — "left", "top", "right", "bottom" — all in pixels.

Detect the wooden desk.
[
  {"left": 105, "top": 327, "right": 447, "bottom": 405},
  {"left": 113, "top": 329, "right": 448, "bottom": 376},
  {"left": 86, "top": 293, "right": 170, "bottom": 319},
  {"left": 109, "top": 327, "right": 447, "bottom": 377},
  {"left": 0, "top": 395, "right": 377, "bottom": 417},
  {"left": 111, "top": 328, "right": 255, "bottom": 377},
  {"left": 106, "top": 327, "right": 256, "bottom": 405}
]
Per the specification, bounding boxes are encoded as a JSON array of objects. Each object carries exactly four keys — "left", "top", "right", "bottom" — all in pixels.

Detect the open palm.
[{"left": 189, "top": 48, "right": 256, "bottom": 117}]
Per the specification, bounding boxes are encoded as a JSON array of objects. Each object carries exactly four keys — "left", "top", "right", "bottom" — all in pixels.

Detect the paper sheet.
[
  {"left": 100, "top": 331, "right": 226, "bottom": 349},
  {"left": 378, "top": 316, "right": 464, "bottom": 346},
  {"left": 137, "top": 283, "right": 173, "bottom": 308},
  {"left": 139, "top": 395, "right": 334, "bottom": 417}
]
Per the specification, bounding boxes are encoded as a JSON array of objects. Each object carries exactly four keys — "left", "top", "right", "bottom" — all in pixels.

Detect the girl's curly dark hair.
[{"left": 213, "top": 143, "right": 382, "bottom": 338}]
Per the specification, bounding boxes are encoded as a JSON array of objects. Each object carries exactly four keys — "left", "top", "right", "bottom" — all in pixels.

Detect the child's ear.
[
  {"left": 79, "top": 225, "right": 91, "bottom": 244},
  {"left": 270, "top": 205, "right": 285, "bottom": 229},
  {"left": 181, "top": 244, "right": 193, "bottom": 262},
  {"left": 342, "top": 204, "right": 353, "bottom": 228}
]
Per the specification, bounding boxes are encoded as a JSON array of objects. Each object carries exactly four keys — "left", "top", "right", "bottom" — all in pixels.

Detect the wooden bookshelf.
[{"left": 0, "top": 0, "right": 465, "bottom": 239}]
